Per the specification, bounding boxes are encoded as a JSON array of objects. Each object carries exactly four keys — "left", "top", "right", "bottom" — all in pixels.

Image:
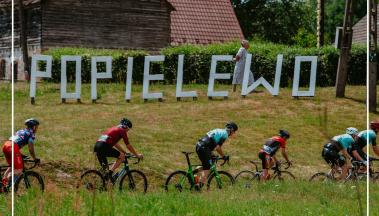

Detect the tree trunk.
[
  {"left": 369, "top": 0, "right": 377, "bottom": 113},
  {"left": 17, "top": 0, "right": 30, "bottom": 81},
  {"left": 335, "top": 0, "right": 354, "bottom": 97},
  {"left": 317, "top": 0, "right": 324, "bottom": 48}
]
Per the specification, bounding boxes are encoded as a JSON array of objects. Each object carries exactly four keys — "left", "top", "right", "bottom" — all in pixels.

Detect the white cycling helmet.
[{"left": 346, "top": 127, "right": 358, "bottom": 136}]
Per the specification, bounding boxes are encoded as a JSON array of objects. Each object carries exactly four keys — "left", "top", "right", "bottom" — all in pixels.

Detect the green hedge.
[{"left": 43, "top": 42, "right": 367, "bottom": 86}]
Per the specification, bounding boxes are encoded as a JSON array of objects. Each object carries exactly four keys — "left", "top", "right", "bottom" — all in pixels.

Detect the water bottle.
[{"left": 194, "top": 174, "right": 199, "bottom": 184}]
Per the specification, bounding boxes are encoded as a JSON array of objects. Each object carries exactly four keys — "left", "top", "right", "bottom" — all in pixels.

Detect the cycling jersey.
[
  {"left": 97, "top": 126, "right": 129, "bottom": 147},
  {"left": 331, "top": 134, "right": 354, "bottom": 150},
  {"left": 357, "top": 130, "right": 377, "bottom": 147},
  {"left": 9, "top": 128, "right": 36, "bottom": 149},
  {"left": 261, "top": 136, "right": 286, "bottom": 156},
  {"left": 207, "top": 129, "right": 228, "bottom": 145}
]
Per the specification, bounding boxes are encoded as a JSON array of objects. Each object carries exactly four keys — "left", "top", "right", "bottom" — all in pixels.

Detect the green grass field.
[{"left": 0, "top": 82, "right": 377, "bottom": 215}]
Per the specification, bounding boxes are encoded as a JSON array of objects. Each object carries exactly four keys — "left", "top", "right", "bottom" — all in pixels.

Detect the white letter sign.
[
  {"left": 176, "top": 55, "right": 197, "bottom": 100},
  {"left": 142, "top": 55, "right": 164, "bottom": 101},
  {"left": 242, "top": 54, "right": 283, "bottom": 96},
  {"left": 61, "top": 55, "right": 82, "bottom": 102},
  {"left": 91, "top": 56, "right": 112, "bottom": 102},
  {"left": 30, "top": 55, "right": 52, "bottom": 104},
  {"left": 292, "top": 56, "right": 318, "bottom": 97},
  {"left": 207, "top": 55, "right": 232, "bottom": 98},
  {"left": 125, "top": 57, "right": 134, "bottom": 102}
]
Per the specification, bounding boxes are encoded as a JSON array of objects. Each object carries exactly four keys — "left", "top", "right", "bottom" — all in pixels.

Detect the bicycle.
[
  {"left": 309, "top": 158, "right": 379, "bottom": 182},
  {"left": 235, "top": 160, "right": 295, "bottom": 188},
  {"left": 0, "top": 155, "right": 44, "bottom": 194},
  {"left": 78, "top": 153, "right": 148, "bottom": 193},
  {"left": 164, "top": 151, "right": 234, "bottom": 192}
]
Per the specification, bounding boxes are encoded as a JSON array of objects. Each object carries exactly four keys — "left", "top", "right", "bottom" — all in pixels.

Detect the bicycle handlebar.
[
  {"left": 369, "top": 157, "right": 379, "bottom": 162},
  {"left": 22, "top": 155, "right": 40, "bottom": 170},
  {"left": 211, "top": 156, "right": 229, "bottom": 166},
  {"left": 125, "top": 153, "right": 142, "bottom": 164}
]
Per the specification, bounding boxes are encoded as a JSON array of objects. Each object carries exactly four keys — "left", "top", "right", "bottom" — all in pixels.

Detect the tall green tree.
[
  {"left": 323, "top": 0, "right": 366, "bottom": 43},
  {"left": 232, "top": 0, "right": 316, "bottom": 44},
  {"left": 232, "top": 0, "right": 365, "bottom": 45}
]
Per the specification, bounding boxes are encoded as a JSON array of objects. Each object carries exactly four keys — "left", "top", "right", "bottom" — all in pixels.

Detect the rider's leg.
[
  {"left": 259, "top": 152, "right": 271, "bottom": 180},
  {"left": 195, "top": 143, "right": 212, "bottom": 187},
  {"left": 336, "top": 156, "right": 347, "bottom": 180},
  {"left": 110, "top": 153, "right": 125, "bottom": 172},
  {"left": 200, "top": 169, "right": 210, "bottom": 185}
]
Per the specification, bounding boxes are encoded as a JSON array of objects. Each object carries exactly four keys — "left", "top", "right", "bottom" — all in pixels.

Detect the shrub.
[{"left": 43, "top": 42, "right": 367, "bottom": 86}]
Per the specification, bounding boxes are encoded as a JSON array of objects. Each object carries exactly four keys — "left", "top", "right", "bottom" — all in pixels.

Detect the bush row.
[{"left": 43, "top": 42, "right": 367, "bottom": 86}]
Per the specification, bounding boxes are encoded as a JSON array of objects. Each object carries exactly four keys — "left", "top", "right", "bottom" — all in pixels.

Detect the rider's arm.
[
  {"left": 341, "top": 149, "right": 352, "bottom": 163},
  {"left": 215, "top": 145, "right": 225, "bottom": 157},
  {"left": 125, "top": 144, "right": 139, "bottom": 156},
  {"left": 114, "top": 143, "right": 126, "bottom": 155},
  {"left": 352, "top": 149, "right": 364, "bottom": 161},
  {"left": 280, "top": 148, "right": 290, "bottom": 163},
  {"left": 373, "top": 145, "right": 379, "bottom": 157},
  {"left": 28, "top": 140, "right": 36, "bottom": 160}
]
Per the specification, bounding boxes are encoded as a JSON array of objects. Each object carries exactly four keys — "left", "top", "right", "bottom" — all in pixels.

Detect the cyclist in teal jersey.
[
  {"left": 349, "top": 122, "right": 379, "bottom": 163},
  {"left": 195, "top": 122, "right": 238, "bottom": 188},
  {"left": 322, "top": 127, "right": 358, "bottom": 180}
]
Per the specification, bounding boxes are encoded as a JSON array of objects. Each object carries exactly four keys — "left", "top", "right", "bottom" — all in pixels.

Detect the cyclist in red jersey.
[
  {"left": 258, "top": 130, "right": 292, "bottom": 181},
  {"left": 94, "top": 118, "right": 143, "bottom": 178},
  {"left": 1, "top": 118, "right": 40, "bottom": 191}
]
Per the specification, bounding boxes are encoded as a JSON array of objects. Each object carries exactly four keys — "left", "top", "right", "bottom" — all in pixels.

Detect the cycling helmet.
[
  {"left": 225, "top": 122, "right": 238, "bottom": 132},
  {"left": 279, "top": 129, "right": 290, "bottom": 138},
  {"left": 120, "top": 118, "right": 132, "bottom": 129},
  {"left": 346, "top": 127, "right": 358, "bottom": 136},
  {"left": 24, "top": 118, "right": 39, "bottom": 128},
  {"left": 370, "top": 121, "right": 379, "bottom": 131}
]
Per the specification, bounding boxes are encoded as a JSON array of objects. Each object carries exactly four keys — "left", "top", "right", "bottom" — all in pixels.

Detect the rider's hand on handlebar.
[
  {"left": 223, "top": 155, "right": 230, "bottom": 161},
  {"left": 34, "top": 158, "right": 41, "bottom": 165},
  {"left": 362, "top": 160, "right": 368, "bottom": 166},
  {"left": 136, "top": 153, "right": 144, "bottom": 159}
]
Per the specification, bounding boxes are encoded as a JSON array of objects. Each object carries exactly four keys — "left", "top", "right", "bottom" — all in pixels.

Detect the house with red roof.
[{"left": 0, "top": 0, "right": 244, "bottom": 80}]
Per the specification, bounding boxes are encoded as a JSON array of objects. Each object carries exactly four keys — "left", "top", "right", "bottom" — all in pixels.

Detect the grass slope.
[{"left": 0, "top": 82, "right": 376, "bottom": 215}]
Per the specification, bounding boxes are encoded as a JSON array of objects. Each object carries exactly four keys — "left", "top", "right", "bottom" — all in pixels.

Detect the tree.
[
  {"left": 232, "top": 0, "right": 315, "bottom": 44},
  {"left": 317, "top": 0, "right": 325, "bottom": 47},
  {"left": 17, "top": 0, "right": 30, "bottom": 81}
]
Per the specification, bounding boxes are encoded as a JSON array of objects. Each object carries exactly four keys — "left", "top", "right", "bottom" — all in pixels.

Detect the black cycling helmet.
[
  {"left": 120, "top": 118, "right": 132, "bottom": 129},
  {"left": 225, "top": 122, "right": 238, "bottom": 132},
  {"left": 25, "top": 118, "right": 39, "bottom": 128},
  {"left": 279, "top": 129, "right": 290, "bottom": 138}
]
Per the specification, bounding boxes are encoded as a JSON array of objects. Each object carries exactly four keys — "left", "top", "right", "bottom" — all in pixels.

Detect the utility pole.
[
  {"left": 317, "top": 0, "right": 325, "bottom": 47},
  {"left": 17, "top": 0, "right": 30, "bottom": 81},
  {"left": 335, "top": 0, "right": 354, "bottom": 97},
  {"left": 369, "top": 0, "right": 377, "bottom": 112}
]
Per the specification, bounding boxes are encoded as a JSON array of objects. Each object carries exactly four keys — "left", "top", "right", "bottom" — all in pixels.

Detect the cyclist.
[
  {"left": 94, "top": 118, "right": 143, "bottom": 179},
  {"left": 258, "top": 130, "right": 291, "bottom": 181},
  {"left": 195, "top": 122, "right": 238, "bottom": 188},
  {"left": 1, "top": 118, "right": 40, "bottom": 191},
  {"left": 349, "top": 122, "right": 379, "bottom": 165},
  {"left": 322, "top": 127, "right": 358, "bottom": 180}
]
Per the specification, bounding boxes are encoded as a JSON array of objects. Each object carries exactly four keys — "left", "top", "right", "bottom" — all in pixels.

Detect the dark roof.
[
  {"left": 352, "top": 5, "right": 379, "bottom": 44},
  {"left": 0, "top": 0, "right": 40, "bottom": 8},
  {"left": 168, "top": 0, "right": 244, "bottom": 45}
]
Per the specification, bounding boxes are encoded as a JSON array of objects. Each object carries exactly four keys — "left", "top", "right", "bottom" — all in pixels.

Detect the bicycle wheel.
[
  {"left": 309, "top": 172, "right": 333, "bottom": 182},
  {"left": 79, "top": 170, "right": 105, "bottom": 191},
  {"left": 165, "top": 170, "right": 192, "bottom": 192},
  {"left": 273, "top": 171, "right": 295, "bottom": 181},
  {"left": 235, "top": 170, "right": 258, "bottom": 189},
  {"left": 14, "top": 171, "right": 44, "bottom": 194},
  {"left": 119, "top": 170, "right": 148, "bottom": 193},
  {"left": 207, "top": 171, "right": 234, "bottom": 190}
]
